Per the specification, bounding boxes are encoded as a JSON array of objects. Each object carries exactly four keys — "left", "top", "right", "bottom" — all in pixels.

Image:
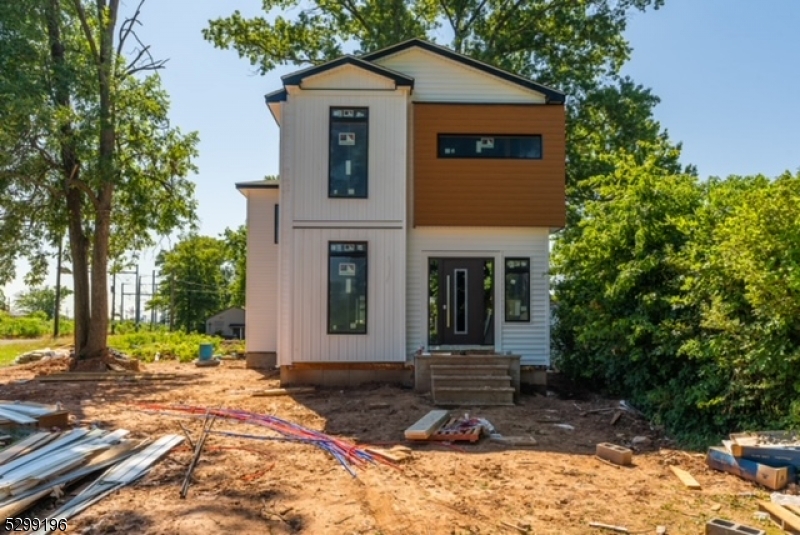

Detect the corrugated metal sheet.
[
  {"left": 407, "top": 227, "right": 550, "bottom": 366},
  {"left": 373, "top": 47, "right": 546, "bottom": 103},
  {"left": 300, "top": 64, "right": 397, "bottom": 90},
  {"left": 287, "top": 90, "right": 408, "bottom": 223},
  {"left": 290, "top": 228, "right": 406, "bottom": 363}
]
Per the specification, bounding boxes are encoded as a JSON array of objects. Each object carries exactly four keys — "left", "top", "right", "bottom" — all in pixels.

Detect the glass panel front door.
[{"left": 429, "top": 258, "right": 493, "bottom": 346}]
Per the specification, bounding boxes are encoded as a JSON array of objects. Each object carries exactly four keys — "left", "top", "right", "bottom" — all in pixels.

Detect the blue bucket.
[{"left": 198, "top": 343, "right": 214, "bottom": 361}]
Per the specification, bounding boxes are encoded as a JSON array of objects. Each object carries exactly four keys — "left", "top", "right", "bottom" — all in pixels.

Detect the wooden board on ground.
[
  {"left": 364, "top": 445, "right": 412, "bottom": 463},
  {"left": 252, "top": 387, "right": 315, "bottom": 397},
  {"left": 37, "top": 372, "right": 183, "bottom": 382},
  {"left": 757, "top": 501, "right": 800, "bottom": 534},
  {"left": 670, "top": 466, "right": 701, "bottom": 490},
  {"left": 404, "top": 410, "right": 450, "bottom": 440},
  {"left": 37, "top": 410, "right": 70, "bottom": 429}
]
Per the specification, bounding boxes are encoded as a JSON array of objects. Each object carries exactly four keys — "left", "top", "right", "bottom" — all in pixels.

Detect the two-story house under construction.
[{"left": 237, "top": 39, "right": 566, "bottom": 405}]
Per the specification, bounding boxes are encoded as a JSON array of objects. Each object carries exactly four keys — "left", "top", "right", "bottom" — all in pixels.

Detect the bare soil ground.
[{"left": 0, "top": 360, "right": 781, "bottom": 535}]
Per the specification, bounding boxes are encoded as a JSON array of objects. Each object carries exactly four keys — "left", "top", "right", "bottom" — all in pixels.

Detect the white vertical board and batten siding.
[
  {"left": 372, "top": 48, "right": 546, "bottom": 103},
  {"left": 288, "top": 89, "right": 407, "bottom": 224},
  {"left": 291, "top": 228, "right": 406, "bottom": 362},
  {"left": 245, "top": 190, "right": 279, "bottom": 353},
  {"left": 279, "top": 73, "right": 408, "bottom": 364},
  {"left": 407, "top": 227, "right": 551, "bottom": 366}
]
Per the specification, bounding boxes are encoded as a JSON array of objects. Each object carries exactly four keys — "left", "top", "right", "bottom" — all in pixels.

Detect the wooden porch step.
[
  {"left": 433, "top": 386, "right": 515, "bottom": 406},
  {"left": 432, "top": 374, "right": 512, "bottom": 388},
  {"left": 430, "top": 364, "right": 510, "bottom": 376}
]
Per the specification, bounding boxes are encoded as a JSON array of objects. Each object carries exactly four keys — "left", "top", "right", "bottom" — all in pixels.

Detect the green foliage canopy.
[{"left": 14, "top": 286, "right": 73, "bottom": 320}]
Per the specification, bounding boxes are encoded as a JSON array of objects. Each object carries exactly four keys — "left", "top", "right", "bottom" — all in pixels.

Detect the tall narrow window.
[
  {"left": 329, "top": 108, "right": 368, "bottom": 198},
  {"left": 504, "top": 258, "right": 530, "bottom": 322},
  {"left": 328, "top": 242, "right": 368, "bottom": 334}
]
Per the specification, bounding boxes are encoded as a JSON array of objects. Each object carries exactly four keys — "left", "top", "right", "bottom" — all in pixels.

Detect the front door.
[{"left": 435, "top": 258, "right": 492, "bottom": 346}]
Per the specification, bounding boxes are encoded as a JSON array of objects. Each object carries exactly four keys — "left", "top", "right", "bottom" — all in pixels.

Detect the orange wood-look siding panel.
[{"left": 413, "top": 103, "right": 566, "bottom": 227}]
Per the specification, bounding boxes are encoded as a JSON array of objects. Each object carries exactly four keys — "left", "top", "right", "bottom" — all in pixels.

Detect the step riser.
[
  {"left": 430, "top": 365, "right": 509, "bottom": 376},
  {"left": 425, "top": 356, "right": 515, "bottom": 367},
  {"left": 433, "top": 391, "right": 515, "bottom": 406},
  {"left": 433, "top": 377, "right": 511, "bottom": 388}
]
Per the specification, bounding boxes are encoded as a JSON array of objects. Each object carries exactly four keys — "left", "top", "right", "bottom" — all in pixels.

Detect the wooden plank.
[
  {"left": 37, "top": 373, "right": 182, "bottom": 382},
  {"left": 758, "top": 501, "right": 800, "bottom": 534},
  {"left": 364, "top": 446, "right": 412, "bottom": 463},
  {"left": 786, "top": 505, "right": 800, "bottom": 517},
  {"left": 404, "top": 410, "right": 450, "bottom": 440},
  {"left": 670, "top": 466, "right": 701, "bottom": 490},
  {"left": 252, "top": 387, "right": 315, "bottom": 397},
  {"left": 37, "top": 410, "right": 70, "bottom": 429}
]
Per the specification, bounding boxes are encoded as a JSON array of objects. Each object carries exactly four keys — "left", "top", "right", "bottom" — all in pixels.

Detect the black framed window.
[
  {"left": 328, "top": 242, "right": 367, "bottom": 334},
  {"left": 438, "top": 134, "right": 542, "bottom": 159},
  {"left": 504, "top": 258, "right": 530, "bottom": 322},
  {"left": 329, "top": 108, "right": 369, "bottom": 198}
]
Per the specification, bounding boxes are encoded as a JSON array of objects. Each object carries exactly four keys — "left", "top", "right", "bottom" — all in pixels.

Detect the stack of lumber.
[
  {"left": 706, "top": 431, "right": 800, "bottom": 490},
  {"left": 0, "top": 427, "right": 182, "bottom": 525},
  {"left": 36, "top": 371, "right": 185, "bottom": 382},
  {"left": 404, "top": 410, "right": 488, "bottom": 443},
  {"left": 0, "top": 401, "right": 70, "bottom": 429}
]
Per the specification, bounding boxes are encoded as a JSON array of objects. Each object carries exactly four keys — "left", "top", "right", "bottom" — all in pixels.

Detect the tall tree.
[
  {"left": 0, "top": 0, "right": 198, "bottom": 360},
  {"left": 222, "top": 225, "right": 247, "bottom": 309}
]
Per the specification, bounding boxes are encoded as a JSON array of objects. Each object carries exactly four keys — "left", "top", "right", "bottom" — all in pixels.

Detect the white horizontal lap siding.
[
  {"left": 288, "top": 90, "right": 407, "bottom": 223},
  {"left": 407, "top": 227, "right": 550, "bottom": 366},
  {"left": 373, "top": 48, "right": 546, "bottom": 103},
  {"left": 291, "top": 228, "right": 406, "bottom": 362},
  {"left": 245, "top": 190, "right": 279, "bottom": 353},
  {"left": 301, "top": 65, "right": 396, "bottom": 90}
]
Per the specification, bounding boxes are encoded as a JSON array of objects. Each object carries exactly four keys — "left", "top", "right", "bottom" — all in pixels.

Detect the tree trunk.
[
  {"left": 83, "top": 187, "right": 112, "bottom": 359},
  {"left": 46, "top": 0, "right": 91, "bottom": 356}
]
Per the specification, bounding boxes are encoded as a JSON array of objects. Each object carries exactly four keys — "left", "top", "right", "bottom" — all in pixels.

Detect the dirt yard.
[{"left": 0, "top": 360, "right": 781, "bottom": 535}]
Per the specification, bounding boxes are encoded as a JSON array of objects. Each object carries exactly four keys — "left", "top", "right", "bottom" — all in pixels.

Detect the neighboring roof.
[
  {"left": 362, "top": 39, "right": 565, "bottom": 104},
  {"left": 206, "top": 307, "right": 245, "bottom": 321},
  {"left": 235, "top": 180, "right": 280, "bottom": 190},
  {"left": 281, "top": 55, "right": 415, "bottom": 89}
]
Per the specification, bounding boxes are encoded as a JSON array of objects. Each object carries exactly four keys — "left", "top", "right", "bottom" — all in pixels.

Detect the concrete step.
[
  {"left": 432, "top": 374, "right": 512, "bottom": 388},
  {"left": 430, "top": 364, "right": 509, "bottom": 376},
  {"left": 432, "top": 386, "right": 515, "bottom": 406}
]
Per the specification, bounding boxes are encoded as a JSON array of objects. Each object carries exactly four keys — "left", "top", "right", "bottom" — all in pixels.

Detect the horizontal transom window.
[{"left": 438, "top": 134, "right": 542, "bottom": 159}]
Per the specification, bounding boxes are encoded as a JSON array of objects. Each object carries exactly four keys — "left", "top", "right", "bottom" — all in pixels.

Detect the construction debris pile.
[
  {"left": 0, "top": 402, "right": 182, "bottom": 530},
  {"left": 137, "top": 404, "right": 399, "bottom": 477},
  {"left": 13, "top": 348, "right": 71, "bottom": 366},
  {"left": 706, "top": 431, "right": 800, "bottom": 491}
]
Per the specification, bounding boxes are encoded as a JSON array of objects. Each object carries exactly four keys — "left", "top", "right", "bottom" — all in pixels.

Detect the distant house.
[
  {"left": 206, "top": 307, "right": 245, "bottom": 339},
  {"left": 237, "top": 39, "right": 566, "bottom": 390}
]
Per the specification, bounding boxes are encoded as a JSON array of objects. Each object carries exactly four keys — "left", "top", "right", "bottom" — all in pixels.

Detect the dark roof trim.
[
  {"left": 236, "top": 180, "right": 280, "bottom": 190},
  {"left": 265, "top": 88, "right": 287, "bottom": 103},
  {"left": 281, "top": 55, "right": 415, "bottom": 89},
  {"left": 361, "top": 39, "right": 565, "bottom": 104}
]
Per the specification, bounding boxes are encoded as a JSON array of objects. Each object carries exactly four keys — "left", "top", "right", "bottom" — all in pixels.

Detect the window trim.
[
  {"left": 328, "top": 107, "right": 369, "bottom": 199},
  {"left": 327, "top": 241, "right": 369, "bottom": 335},
  {"left": 504, "top": 257, "right": 531, "bottom": 323},
  {"left": 437, "top": 134, "right": 543, "bottom": 160},
  {"left": 274, "top": 204, "right": 279, "bottom": 244}
]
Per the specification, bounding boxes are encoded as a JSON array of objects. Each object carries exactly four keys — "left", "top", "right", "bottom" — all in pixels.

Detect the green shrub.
[{"left": 111, "top": 331, "right": 226, "bottom": 362}]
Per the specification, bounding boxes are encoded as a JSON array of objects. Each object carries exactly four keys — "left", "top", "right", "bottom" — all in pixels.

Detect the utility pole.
[
  {"left": 120, "top": 283, "right": 125, "bottom": 322},
  {"left": 134, "top": 264, "right": 140, "bottom": 331},
  {"left": 169, "top": 276, "right": 175, "bottom": 332},
  {"left": 150, "top": 269, "right": 156, "bottom": 329}
]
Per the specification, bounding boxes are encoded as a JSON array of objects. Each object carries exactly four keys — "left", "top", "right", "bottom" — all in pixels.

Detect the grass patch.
[{"left": 0, "top": 337, "right": 73, "bottom": 367}]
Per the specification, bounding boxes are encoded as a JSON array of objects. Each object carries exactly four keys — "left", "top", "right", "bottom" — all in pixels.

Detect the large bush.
[{"left": 553, "top": 162, "right": 800, "bottom": 445}]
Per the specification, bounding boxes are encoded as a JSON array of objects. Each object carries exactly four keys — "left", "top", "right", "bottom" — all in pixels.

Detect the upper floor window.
[
  {"left": 438, "top": 134, "right": 542, "bottom": 159},
  {"left": 329, "top": 107, "right": 369, "bottom": 198}
]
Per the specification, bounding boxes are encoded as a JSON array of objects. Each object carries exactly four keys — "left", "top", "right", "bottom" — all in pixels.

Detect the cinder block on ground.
[
  {"left": 596, "top": 442, "right": 633, "bottom": 466},
  {"left": 705, "top": 518, "right": 765, "bottom": 535}
]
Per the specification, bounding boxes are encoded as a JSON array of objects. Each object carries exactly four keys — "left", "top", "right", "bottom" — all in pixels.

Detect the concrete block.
[
  {"left": 705, "top": 518, "right": 765, "bottom": 535},
  {"left": 596, "top": 442, "right": 633, "bottom": 466}
]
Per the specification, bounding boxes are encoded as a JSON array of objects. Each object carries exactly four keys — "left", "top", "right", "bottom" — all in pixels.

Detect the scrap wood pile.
[
  {"left": 0, "top": 424, "right": 182, "bottom": 530},
  {"left": 404, "top": 410, "right": 501, "bottom": 443},
  {"left": 136, "top": 403, "right": 400, "bottom": 477}
]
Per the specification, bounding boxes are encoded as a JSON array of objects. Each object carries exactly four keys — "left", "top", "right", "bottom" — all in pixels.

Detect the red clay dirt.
[{"left": 0, "top": 361, "right": 779, "bottom": 534}]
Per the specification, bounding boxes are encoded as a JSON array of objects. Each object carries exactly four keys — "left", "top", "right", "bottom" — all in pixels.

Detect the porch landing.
[{"left": 415, "top": 353, "right": 521, "bottom": 406}]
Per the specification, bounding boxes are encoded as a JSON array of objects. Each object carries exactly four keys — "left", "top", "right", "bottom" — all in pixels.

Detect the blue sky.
[{"left": 4, "top": 0, "right": 800, "bottom": 315}]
